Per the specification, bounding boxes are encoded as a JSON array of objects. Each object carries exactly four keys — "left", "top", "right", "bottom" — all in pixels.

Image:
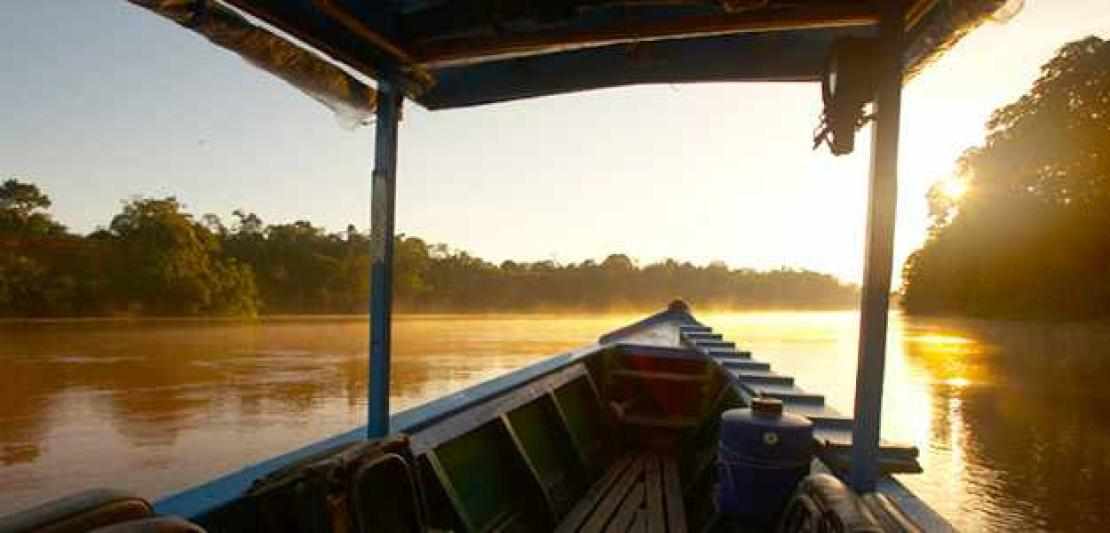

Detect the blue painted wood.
[
  {"left": 683, "top": 332, "right": 723, "bottom": 341},
  {"left": 124, "top": 1, "right": 1013, "bottom": 112},
  {"left": 730, "top": 370, "right": 794, "bottom": 387},
  {"left": 596, "top": 306, "right": 698, "bottom": 344},
  {"left": 875, "top": 476, "right": 955, "bottom": 532},
  {"left": 418, "top": 27, "right": 867, "bottom": 109},
  {"left": 706, "top": 347, "right": 752, "bottom": 358},
  {"left": 609, "top": 343, "right": 702, "bottom": 360},
  {"left": 719, "top": 359, "right": 771, "bottom": 372},
  {"left": 850, "top": 0, "right": 904, "bottom": 494},
  {"left": 690, "top": 339, "right": 736, "bottom": 349},
  {"left": 749, "top": 385, "right": 826, "bottom": 406},
  {"left": 677, "top": 324, "right": 712, "bottom": 333},
  {"left": 368, "top": 82, "right": 402, "bottom": 438}
]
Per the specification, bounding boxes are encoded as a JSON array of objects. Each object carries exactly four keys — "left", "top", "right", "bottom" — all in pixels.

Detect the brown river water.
[{"left": 2, "top": 312, "right": 1109, "bottom": 531}]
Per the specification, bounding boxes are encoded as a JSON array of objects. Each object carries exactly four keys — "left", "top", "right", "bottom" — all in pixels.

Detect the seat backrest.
[
  {"left": 350, "top": 453, "right": 425, "bottom": 533},
  {"left": 0, "top": 489, "right": 153, "bottom": 533},
  {"left": 89, "top": 516, "right": 205, "bottom": 533},
  {"left": 246, "top": 434, "right": 425, "bottom": 533},
  {"left": 779, "top": 474, "right": 883, "bottom": 533}
]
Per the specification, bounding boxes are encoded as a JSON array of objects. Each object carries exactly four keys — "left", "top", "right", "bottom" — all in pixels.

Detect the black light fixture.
[{"left": 813, "top": 37, "right": 880, "bottom": 156}]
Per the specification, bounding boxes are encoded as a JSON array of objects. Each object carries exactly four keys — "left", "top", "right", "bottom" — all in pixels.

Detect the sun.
[{"left": 936, "top": 176, "right": 969, "bottom": 201}]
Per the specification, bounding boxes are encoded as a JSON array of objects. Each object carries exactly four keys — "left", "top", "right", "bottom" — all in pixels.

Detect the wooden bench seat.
[{"left": 556, "top": 452, "right": 687, "bottom": 533}]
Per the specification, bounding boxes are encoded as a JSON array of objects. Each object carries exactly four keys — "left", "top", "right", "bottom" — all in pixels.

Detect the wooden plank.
[
  {"left": 555, "top": 454, "right": 635, "bottom": 533},
  {"left": 603, "top": 482, "right": 645, "bottom": 533},
  {"left": 731, "top": 370, "right": 795, "bottom": 387},
  {"left": 621, "top": 414, "right": 698, "bottom": 429},
  {"left": 682, "top": 332, "right": 722, "bottom": 341},
  {"left": 693, "top": 340, "right": 736, "bottom": 349},
  {"left": 487, "top": 509, "right": 526, "bottom": 533},
  {"left": 719, "top": 359, "right": 770, "bottom": 371},
  {"left": 629, "top": 510, "right": 647, "bottom": 533},
  {"left": 674, "top": 322, "right": 710, "bottom": 330},
  {"left": 643, "top": 455, "right": 664, "bottom": 533},
  {"left": 424, "top": 449, "right": 478, "bottom": 532},
  {"left": 409, "top": 364, "right": 588, "bottom": 453},
  {"left": 609, "top": 369, "right": 710, "bottom": 384},
  {"left": 755, "top": 387, "right": 826, "bottom": 406},
  {"left": 548, "top": 390, "right": 592, "bottom": 475},
  {"left": 499, "top": 415, "right": 559, "bottom": 519},
  {"left": 580, "top": 456, "right": 645, "bottom": 533},
  {"left": 661, "top": 457, "right": 687, "bottom": 533}
]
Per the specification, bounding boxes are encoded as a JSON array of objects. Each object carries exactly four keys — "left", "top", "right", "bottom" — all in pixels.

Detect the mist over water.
[{"left": 2, "top": 312, "right": 1109, "bottom": 531}]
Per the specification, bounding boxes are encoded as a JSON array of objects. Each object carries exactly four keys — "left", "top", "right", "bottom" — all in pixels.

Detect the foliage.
[
  {"left": 100, "top": 197, "right": 258, "bottom": 315},
  {"left": 902, "top": 37, "right": 1110, "bottom": 319},
  {"left": 0, "top": 179, "right": 65, "bottom": 237},
  {"left": 0, "top": 179, "right": 857, "bottom": 317}
]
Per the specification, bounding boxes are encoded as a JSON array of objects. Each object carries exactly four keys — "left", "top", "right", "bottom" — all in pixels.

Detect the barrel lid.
[
  {"left": 719, "top": 402, "right": 813, "bottom": 432},
  {"left": 751, "top": 397, "right": 783, "bottom": 417}
]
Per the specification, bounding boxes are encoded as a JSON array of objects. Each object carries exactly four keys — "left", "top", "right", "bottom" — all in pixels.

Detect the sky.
[{"left": 2, "top": 2, "right": 1110, "bottom": 284}]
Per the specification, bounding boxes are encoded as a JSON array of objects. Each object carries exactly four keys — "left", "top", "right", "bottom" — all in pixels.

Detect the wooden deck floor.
[{"left": 556, "top": 452, "right": 687, "bottom": 533}]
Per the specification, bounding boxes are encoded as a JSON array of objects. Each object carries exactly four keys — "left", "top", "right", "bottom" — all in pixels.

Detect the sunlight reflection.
[
  {"left": 906, "top": 333, "right": 973, "bottom": 346},
  {"left": 901, "top": 327, "right": 990, "bottom": 388}
]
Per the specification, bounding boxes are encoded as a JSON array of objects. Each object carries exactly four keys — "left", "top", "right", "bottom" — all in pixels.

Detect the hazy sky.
[{"left": 3, "top": 2, "right": 1109, "bottom": 283}]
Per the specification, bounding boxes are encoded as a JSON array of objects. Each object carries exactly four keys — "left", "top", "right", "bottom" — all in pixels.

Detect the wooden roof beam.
[{"left": 412, "top": 4, "right": 879, "bottom": 69}]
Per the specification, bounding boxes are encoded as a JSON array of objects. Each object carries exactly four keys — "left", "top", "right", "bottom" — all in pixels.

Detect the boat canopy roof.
[{"left": 133, "top": 0, "right": 1018, "bottom": 111}]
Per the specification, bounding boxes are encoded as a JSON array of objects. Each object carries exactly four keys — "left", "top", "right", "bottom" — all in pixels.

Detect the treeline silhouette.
[
  {"left": 0, "top": 181, "right": 857, "bottom": 317},
  {"left": 902, "top": 37, "right": 1110, "bottom": 320}
]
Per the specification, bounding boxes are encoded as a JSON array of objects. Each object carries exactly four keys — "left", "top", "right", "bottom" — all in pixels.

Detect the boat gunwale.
[{"left": 152, "top": 340, "right": 603, "bottom": 519}]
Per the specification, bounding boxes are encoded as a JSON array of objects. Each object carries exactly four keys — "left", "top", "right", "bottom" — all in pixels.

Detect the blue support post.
[
  {"left": 368, "top": 81, "right": 402, "bottom": 439},
  {"left": 850, "top": 0, "right": 905, "bottom": 492}
]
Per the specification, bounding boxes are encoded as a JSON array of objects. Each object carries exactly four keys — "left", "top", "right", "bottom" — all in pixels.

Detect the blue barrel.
[{"left": 717, "top": 397, "right": 813, "bottom": 523}]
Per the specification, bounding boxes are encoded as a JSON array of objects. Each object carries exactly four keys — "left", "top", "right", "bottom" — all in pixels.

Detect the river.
[{"left": 1, "top": 311, "right": 1109, "bottom": 531}]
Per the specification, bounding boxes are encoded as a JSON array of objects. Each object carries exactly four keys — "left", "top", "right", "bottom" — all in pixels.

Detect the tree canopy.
[
  {"left": 0, "top": 180, "right": 857, "bottom": 317},
  {"left": 0, "top": 180, "right": 65, "bottom": 237},
  {"left": 902, "top": 37, "right": 1110, "bottom": 319}
]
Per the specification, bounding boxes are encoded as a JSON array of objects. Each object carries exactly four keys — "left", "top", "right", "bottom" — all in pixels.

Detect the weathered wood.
[
  {"left": 661, "top": 457, "right": 687, "bottom": 533},
  {"left": 609, "top": 369, "right": 711, "bottom": 384},
  {"left": 581, "top": 456, "right": 645, "bottom": 533},
  {"left": 423, "top": 449, "right": 477, "bottom": 532},
  {"left": 750, "top": 385, "right": 826, "bottom": 406},
  {"left": 603, "top": 482, "right": 644, "bottom": 533},
  {"left": 643, "top": 455, "right": 665, "bottom": 533},
  {"left": 412, "top": 5, "right": 877, "bottom": 68},
  {"left": 629, "top": 510, "right": 647, "bottom": 533},
  {"left": 719, "top": 359, "right": 770, "bottom": 371},
  {"left": 559, "top": 452, "right": 691, "bottom": 532},
  {"left": 410, "top": 364, "right": 588, "bottom": 453},
  {"left": 621, "top": 414, "right": 698, "bottom": 429},
  {"left": 499, "top": 415, "right": 559, "bottom": 519},
  {"left": 555, "top": 455, "right": 635, "bottom": 533}
]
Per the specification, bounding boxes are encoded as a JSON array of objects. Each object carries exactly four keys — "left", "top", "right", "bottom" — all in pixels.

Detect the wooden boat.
[{"left": 0, "top": 0, "right": 1020, "bottom": 530}]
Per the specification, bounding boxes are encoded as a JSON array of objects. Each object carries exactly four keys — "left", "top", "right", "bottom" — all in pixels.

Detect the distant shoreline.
[{"left": 0, "top": 304, "right": 864, "bottom": 324}]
